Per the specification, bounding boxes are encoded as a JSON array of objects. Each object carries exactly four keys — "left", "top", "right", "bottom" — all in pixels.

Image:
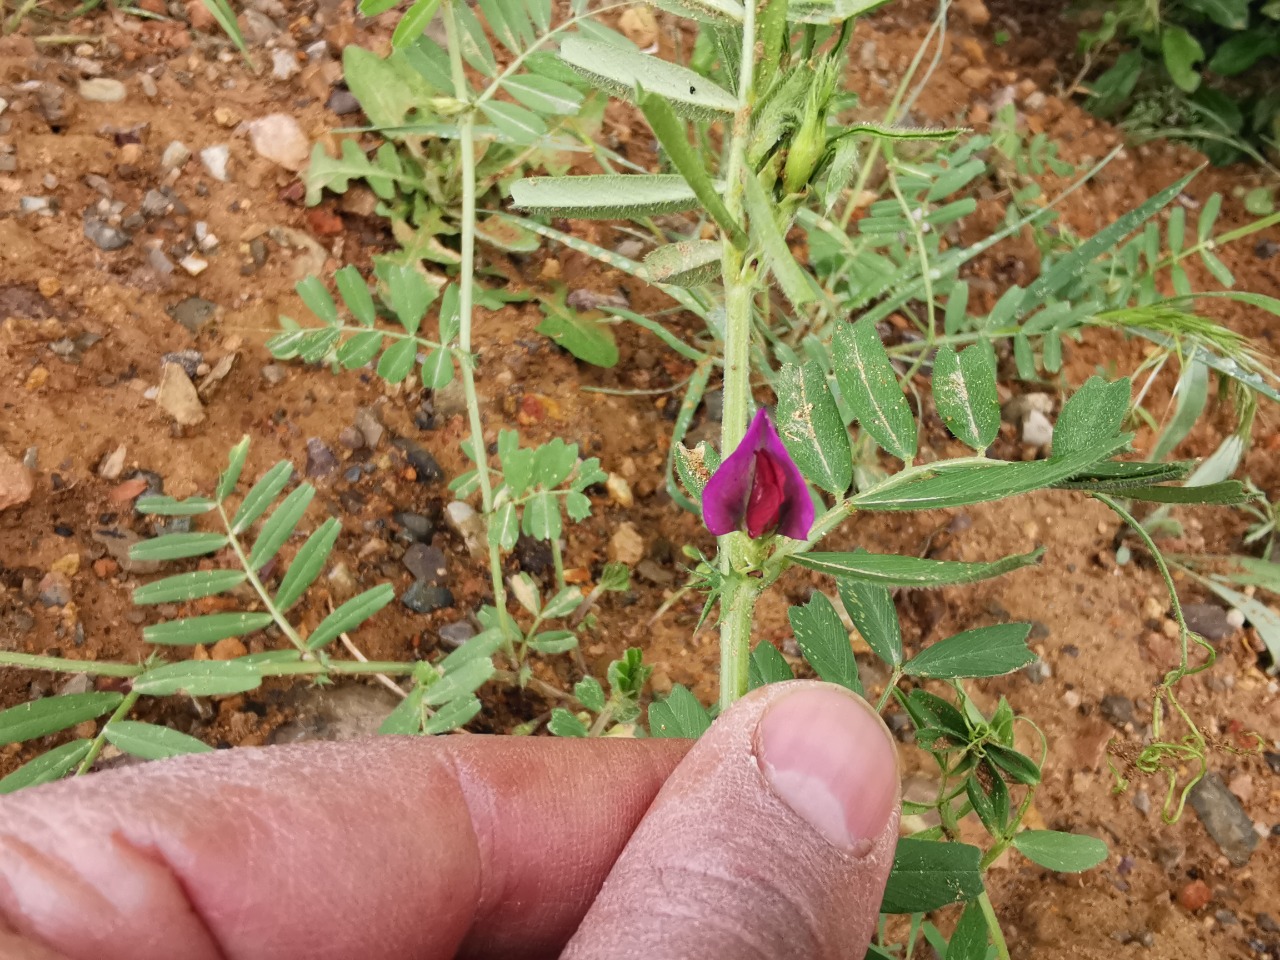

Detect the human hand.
[{"left": 0, "top": 681, "right": 899, "bottom": 960}]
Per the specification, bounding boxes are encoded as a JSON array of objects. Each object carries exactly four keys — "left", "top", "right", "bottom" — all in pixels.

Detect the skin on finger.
[
  {"left": 562, "top": 681, "right": 901, "bottom": 960},
  {"left": 0, "top": 735, "right": 689, "bottom": 960}
]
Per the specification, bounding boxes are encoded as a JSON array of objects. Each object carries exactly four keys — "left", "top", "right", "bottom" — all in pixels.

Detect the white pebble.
[
  {"left": 200, "top": 144, "right": 231, "bottom": 182},
  {"left": 161, "top": 140, "right": 191, "bottom": 169},
  {"left": 180, "top": 255, "right": 209, "bottom": 276}
]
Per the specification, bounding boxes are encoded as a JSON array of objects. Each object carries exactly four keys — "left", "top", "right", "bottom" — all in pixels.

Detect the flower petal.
[
  {"left": 701, "top": 413, "right": 764, "bottom": 535},
  {"left": 756, "top": 409, "right": 815, "bottom": 540}
]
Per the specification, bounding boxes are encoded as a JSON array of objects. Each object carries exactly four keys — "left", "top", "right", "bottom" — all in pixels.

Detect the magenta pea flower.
[{"left": 703, "top": 408, "right": 814, "bottom": 540}]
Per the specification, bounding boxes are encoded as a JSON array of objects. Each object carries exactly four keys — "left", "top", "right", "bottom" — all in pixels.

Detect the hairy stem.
[
  {"left": 718, "top": 575, "right": 763, "bottom": 710},
  {"left": 75, "top": 689, "right": 141, "bottom": 776}
]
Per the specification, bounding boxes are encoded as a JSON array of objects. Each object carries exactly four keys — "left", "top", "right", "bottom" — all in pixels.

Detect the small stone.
[
  {"left": 401, "top": 581, "right": 454, "bottom": 613},
  {"left": 261, "top": 364, "right": 288, "bottom": 385},
  {"left": 1100, "top": 694, "right": 1135, "bottom": 729},
  {"left": 327, "top": 562, "right": 356, "bottom": 601},
  {"left": 91, "top": 528, "right": 161, "bottom": 574},
  {"left": 1227, "top": 772, "right": 1254, "bottom": 804},
  {"left": 271, "top": 49, "right": 300, "bottom": 80},
  {"left": 1024, "top": 91, "right": 1047, "bottom": 112},
  {"left": 618, "top": 6, "right": 658, "bottom": 46},
  {"left": 93, "top": 557, "right": 119, "bottom": 579},
  {"left": 1188, "top": 772, "right": 1259, "bottom": 866},
  {"left": 141, "top": 189, "right": 172, "bottom": 218},
  {"left": 444, "top": 501, "right": 485, "bottom": 556},
  {"left": 606, "top": 473, "right": 633, "bottom": 507},
  {"left": 1023, "top": 659, "right": 1052, "bottom": 684},
  {"left": 247, "top": 114, "right": 309, "bottom": 171},
  {"left": 354, "top": 407, "right": 383, "bottom": 448},
  {"left": 84, "top": 217, "right": 130, "bottom": 251},
  {"left": 239, "top": 8, "right": 280, "bottom": 44},
  {"left": 166, "top": 297, "right": 218, "bottom": 334},
  {"left": 1133, "top": 789, "right": 1151, "bottom": 815},
  {"left": 649, "top": 667, "right": 673, "bottom": 696},
  {"left": 38, "top": 571, "right": 72, "bottom": 606},
  {"left": 608, "top": 522, "right": 645, "bottom": 565},
  {"left": 210, "top": 637, "right": 248, "bottom": 660},
  {"left": 305, "top": 438, "right": 338, "bottom": 477},
  {"left": 1022, "top": 409, "right": 1054, "bottom": 447},
  {"left": 1265, "top": 751, "right": 1280, "bottom": 775},
  {"left": 635, "top": 559, "right": 674, "bottom": 586},
  {"left": 179, "top": 254, "right": 209, "bottom": 276},
  {"left": 98, "top": 447, "right": 127, "bottom": 480},
  {"left": 1062, "top": 689, "right": 1081, "bottom": 709},
  {"left": 161, "top": 350, "right": 203, "bottom": 378},
  {"left": 51, "top": 552, "right": 81, "bottom": 577},
  {"left": 78, "top": 78, "right": 127, "bottom": 103},
  {"left": 393, "top": 438, "right": 443, "bottom": 483},
  {"left": 269, "top": 684, "right": 403, "bottom": 744},
  {"left": 326, "top": 88, "right": 360, "bottom": 115},
  {"left": 57, "top": 674, "right": 94, "bottom": 696},
  {"left": 200, "top": 144, "right": 231, "bottom": 182},
  {"left": 1258, "top": 914, "right": 1280, "bottom": 934},
  {"left": 139, "top": 74, "right": 158, "bottom": 98},
  {"left": 393, "top": 511, "right": 434, "bottom": 542},
  {"left": 1003, "top": 393, "right": 1054, "bottom": 421},
  {"left": 1177, "top": 879, "right": 1212, "bottom": 912},
  {"left": 953, "top": 0, "right": 990, "bottom": 24},
  {"left": 438, "top": 620, "right": 475, "bottom": 648},
  {"left": 403, "top": 543, "right": 447, "bottom": 584},
  {"left": 0, "top": 447, "right": 35, "bottom": 512},
  {"left": 156, "top": 363, "right": 206, "bottom": 425},
  {"left": 1225, "top": 608, "right": 1245, "bottom": 629},
  {"left": 338, "top": 426, "right": 365, "bottom": 450},
  {"left": 161, "top": 140, "right": 191, "bottom": 169},
  {"left": 1183, "top": 603, "right": 1235, "bottom": 642}
]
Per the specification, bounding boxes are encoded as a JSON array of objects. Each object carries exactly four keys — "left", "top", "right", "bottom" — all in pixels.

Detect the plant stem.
[
  {"left": 446, "top": 0, "right": 514, "bottom": 656},
  {"left": 0, "top": 652, "right": 142, "bottom": 676},
  {"left": 217, "top": 503, "right": 309, "bottom": 653},
  {"left": 714, "top": 0, "right": 762, "bottom": 711},
  {"left": 75, "top": 689, "right": 141, "bottom": 776},
  {"left": 977, "top": 890, "right": 1012, "bottom": 960}
]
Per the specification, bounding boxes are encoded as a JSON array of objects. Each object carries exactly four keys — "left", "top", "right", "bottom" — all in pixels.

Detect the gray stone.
[
  {"left": 57, "top": 673, "right": 94, "bottom": 696},
  {"left": 37, "top": 572, "right": 71, "bottom": 606},
  {"left": 393, "top": 438, "right": 444, "bottom": 483},
  {"left": 166, "top": 297, "right": 218, "bottom": 336},
  {"left": 338, "top": 426, "right": 365, "bottom": 450},
  {"left": 393, "top": 511, "right": 434, "bottom": 542},
  {"left": 402, "top": 543, "right": 447, "bottom": 584},
  {"left": 260, "top": 364, "right": 287, "bottom": 385},
  {"left": 160, "top": 350, "right": 203, "bottom": 378},
  {"left": 1183, "top": 603, "right": 1236, "bottom": 642},
  {"left": 305, "top": 438, "right": 338, "bottom": 478},
  {"left": 438, "top": 620, "right": 475, "bottom": 648},
  {"left": 141, "top": 188, "right": 173, "bottom": 218},
  {"left": 1100, "top": 694, "right": 1135, "bottom": 729},
  {"left": 1188, "top": 772, "right": 1259, "bottom": 866},
  {"left": 161, "top": 140, "right": 191, "bottom": 169},
  {"left": 326, "top": 88, "right": 360, "bottom": 115},
  {"left": 401, "top": 581, "right": 454, "bottom": 613},
  {"left": 84, "top": 217, "right": 129, "bottom": 250},
  {"left": 444, "top": 501, "right": 485, "bottom": 556},
  {"left": 247, "top": 114, "right": 309, "bottom": 171},
  {"left": 1023, "top": 659, "right": 1052, "bottom": 684},
  {"left": 354, "top": 406, "right": 383, "bottom": 449},
  {"left": 271, "top": 48, "right": 300, "bottom": 80},
  {"left": 239, "top": 8, "right": 280, "bottom": 43},
  {"left": 267, "top": 684, "right": 402, "bottom": 744}
]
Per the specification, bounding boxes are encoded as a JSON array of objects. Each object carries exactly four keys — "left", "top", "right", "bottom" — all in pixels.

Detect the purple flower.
[{"left": 703, "top": 408, "right": 814, "bottom": 540}]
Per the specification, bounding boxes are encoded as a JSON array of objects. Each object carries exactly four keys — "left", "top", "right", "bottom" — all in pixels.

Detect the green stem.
[
  {"left": 718, "top": 575, "right": 762, "bottom": 710},
  {"left": 217, "top": 503, "right": 309, "bottom": 652},
  {"left": 76, "top": 689, "right": 141, "bottom": 776},
  {"left": 446, "top": 0, "right": 514, "bottom": 657},
  {"left": 550, "top": 535, "right": 566, "bottom": 594},
  {"left": 977, "top": 890, "right": 1012, "bottom": 960},
  {"left": 0, "top": 652, "right": 142, "bottom": 676}
]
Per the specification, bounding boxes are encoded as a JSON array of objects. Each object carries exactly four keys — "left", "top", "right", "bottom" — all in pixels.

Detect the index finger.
[{"left": 0, "top": 735, "right": 689, "bottom": 960}]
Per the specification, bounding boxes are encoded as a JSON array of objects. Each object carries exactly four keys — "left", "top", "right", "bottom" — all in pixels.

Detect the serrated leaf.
[
  {"left": 534, "top": 437, "right": 577, "bottom": 488},
  {"left": 132, "top": 570, "right": 248, "bottom": 605},
  {"left": 104, "top": 721, "right": 214, "bottom": 759},
  {"left": 1014, "top": 830, "right": 1108, "bottom": 872},
  {"left": 575, "top": 676, "right": 606, "bottom": 712},
  {"left": 383, "top": 262, "right": 436, "bottom": 333},
  {"left": 522, "top": 491, "right": 562, "bottom": 541},
  {"left": 130, "top": 532, "right": 230, "bottom": 563},
  {"left": 335, "top": 264, "right": 376, "bottom": 326},
  {"left": 880, "top": 838, "right": 983, "bottom": 914},
  {"left": 248, "top": 483, "right": 315, "bottom": 572},
  {"left": 648, "top": 684, "right": 712, "bottom": 738},
  {"left": 836, "top": 575, "right": 903, "bottom": 666},
  {"left": 649, "top": 0, "right": 744, "bottom": 22},
  {"left": 377, "top": 336, "right": 418, "bottom": 383},
  {"left": 424, "top": 657, "right": 494, "bottom": 706},
  {"left": 833, "top": 320, "right": 917, "bottom": 461},
  {"left": 274, "top": 517, "right": 341, "bottom": 610},
  {"left": 423, "top": 694, "right": 483, "bottom": 734},
  {"left": 0, "top": 692, "right": 124, "bottom": 746},
  {"left": 306, "top": 584, "right": 397, "bottom": 650},
  {"left": 1053, "top": 376, "right": 1130, "bottom": 458},
  {"left": 132, "top": 660, "right": 263, "bottom": 697},
  {"left": 797, "top": 548, "right": 1045, "bottom": 586},
  {"left": 933, "top": 344, "right": 999, "bottom": 449},
  {"left": 776, "top": 362, "right": 852, "bottom": 495},
  {"left": 143, "top": 612, "right": 275, "bottom": 647},
  {"left": 232, "top": 460, "right": 294, "bottom": 534},
  {"left": 789, "top": 594, "right": 862, "bottom": 695},
  {"left": 643, "top": 240, "right": 722, "bottom": 286},
  {"left": 748, "top": 641, "right": 794, "bottom": 689},
  {"left": 342, "top": 45, "right": 437, "bottom": 127},
  {"left": 559, "top": 37, "right": 736, "bottom": 118},
  {"left": 904, "top": 623, "right": 1035, "bottom": 678},
  {"left": 501, "top": 74, "right": 583, "bottom": 115},
  {"left": 0, "top": 739, "right": 93, "bottom": 794},
  {"left": 543, "top": 586, "right": 584, "bottom": 619},
  {"left": 510, "top": 175, "right": 702, "bottom": 219}
]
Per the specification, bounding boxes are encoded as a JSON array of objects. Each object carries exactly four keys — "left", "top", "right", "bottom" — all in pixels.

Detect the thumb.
[{"left": 562, "top": 681, "right": 900, "bottom": 960}]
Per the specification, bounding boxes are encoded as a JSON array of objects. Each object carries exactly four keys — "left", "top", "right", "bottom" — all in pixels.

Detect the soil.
[{"left": 1, "top": 0, "right": 1278, "bottom": 957}]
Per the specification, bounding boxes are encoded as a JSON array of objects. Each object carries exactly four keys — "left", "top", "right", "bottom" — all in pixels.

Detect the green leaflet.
[
  {"left": 1013, "top": 830, "right": 1108, "bottom": 873},
  {"left": 881, "top": 838, "right": 984, "bottom": 914},
  {"left": 903, "top": 623, "right": 1036, "bottom": 679},
  {"left": 789, "top": 594, "right": 862, "bottom": 695},
  {"left": 643, "top": 240, "right": 723, "bottom": 287},
  {"left": 796, "top": 548, "right": 1045, "bottom": 587},
  {"left": 775, "top": 361, "right": 852, "bottom": 495},
  {"left": 558, "top": 37, "right": 736, "bottom": 119},
  {"left": 932, "top": 344, "right": 999, "bottom": 450},
  {"left": 833, "top": 320, "right": 917, "bottom": 461},
  {"left": 510, "top": 175, "right": 703, "bottom": 219}
]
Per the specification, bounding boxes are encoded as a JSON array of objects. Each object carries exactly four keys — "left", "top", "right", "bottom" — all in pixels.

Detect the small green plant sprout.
[
  {"left": 0, "top": 438, "right": 505, "bottom": 792},
  {"left": 549, "top": 648, "right": 653, "bottom": 737}
]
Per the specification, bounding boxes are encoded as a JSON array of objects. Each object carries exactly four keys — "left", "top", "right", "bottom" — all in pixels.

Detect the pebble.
[
  {"left": 167, "top": 296, "right": 217, "bottom": 334},
  {"left": 161, "top": 350, "right": 203, "bottom": 378},
  {"left": 156, "top": 362, "right": 206, "bottom": 425},
  {"left": 267, "top": 684, "right": 402, "bottom": 744},
  {"left": 401, "top": 581, "right": 454, "bottom": 613},
  {"left": 606, "top": 473, "right": 634, "bottom": 507},
  {"left": 393, "top": 511, "right": 434, "bottom": 542},
  {"left": 84, "top": 217, "right": 130, "bottom": 251},
  {"left": 305, "top": 438, "right": 338, "bottom": 477},
  {"left": 354, "top": 407, "right": 383, "bottom": 448},
  {"left": 0, "top": 447, "right": 35, "bottom": 512},
  {"left": 210, "top": 637, "right": 248, "bottom": 660},
  {"left": 1023, "top": 659, "right": 1052, "bottom": 684},
  {"left": 260, "top": 363, "right": 287, "bottom": 385},
  {"left": 444, "top": 501, "right": 485, "bottom": 556},
  {"left": 180, "top": 255, "right": 209, "bottom": 277},
  {"left": 1133, "top": 789, "right": 1151, "bottom": 815},
  {"left": 953, "top": 0, "right": 990, "bottom": 25},
  {"left": 141, "top": 188, "right": 173, "bottom": 218},
  {"left": 1182, "top": 603, "right": 1236, "bottom": 641},
  {"left": 78, "top": 78, "right": 126, "bottom": 103},
  {"left": 247, "top": 114, "right": 310, "bottom": 171},
  {"left": 326, "top": 88, "right": 360, "bottom": 115},
  {"left": 1188, "top": 772, "right": 1259, "bottom": 866},
  {"left": 161, "top": 140, "right": 191, "bottom": 169},
  {"left": 338, "top": 426, "right": 365, "bottom": 450},
  {"left": 37, "top": 571, "right": 72, "bottom": 607},
  {"left": 57, "top": 674, "right": 94, "bottom": 696},
  {"left": 608, "top": 522, "right": 645, "bottom": 565},
  {"left": 1177, "top": 879, "right": 1212, "bottom": 912},
  {"left": 200, "top": 144, "right": 231, "bottom": 182},
  {"left": 393, "top": 438, "right": 443, "bottom": 483},
  {"left": 1022, "top": 409, "right": 1054, "bottom": 447},
  {"left": 139, "top": 74, "right": 158, "bottom": 98},
  {"left": 20, "top": 197, "right": 52, "bottom": 215},
  {"left": 635, "top": 559, "right": 674, "bottom": 586},
  {"left": 240, "top": 8, "right": 280, "bottom": 44},
  {"left": 403, "top": 543, "right": 447, "bottom": 584},
  {"left": 1100, "top": 694, "right": 1135, "bottom": 729},
  {"left": 271, "top": 49, "right": 300, "bottom": 80},
  {"left": 91, "top": 528, "right": 161, "bottom": 574},
  {"left": 98, "top": 445, "right": 127, "bottom": 480},
  {"left": 438, "top": 620, "right": 475, "bottom": 648},
  {"left": 327, "top": 562, "right": 356, "bottom": 601}
]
